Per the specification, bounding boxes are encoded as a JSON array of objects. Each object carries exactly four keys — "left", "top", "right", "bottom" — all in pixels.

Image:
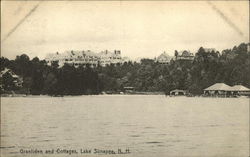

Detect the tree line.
[{"left": 1, "top": 42, "right": 250, "bottom": 95}]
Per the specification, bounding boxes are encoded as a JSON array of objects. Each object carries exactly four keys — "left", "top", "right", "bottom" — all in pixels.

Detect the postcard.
[{"left": 1, "top": 1, "right": 249, "bottom": 157}]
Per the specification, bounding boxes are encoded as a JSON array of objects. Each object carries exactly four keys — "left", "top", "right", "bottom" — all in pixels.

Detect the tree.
[
  {"left": 43, "top": 72, "right": 58, "bottom": 95},
  {"left": 1, "top": 42, "right": 250, "bottom": 96},
  {"left": 174, "top": 50, "right": 178, "bottom": 60}
]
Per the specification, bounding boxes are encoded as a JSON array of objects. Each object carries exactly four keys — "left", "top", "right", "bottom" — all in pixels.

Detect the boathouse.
[
  {"left": 204, "top": 83, "right": 250, "bottom": 96},
  {"left": 203, "top": 83, "right": 232, "bottom": 95},
  {"left": 123, "top": 86, "right": 135, "bottom": 93},
  {"left": 170, "top": 89, "right": 187, "bottom": 96},
  {"left": 230, "top": 85, "right": 250, "bottom": 96}
]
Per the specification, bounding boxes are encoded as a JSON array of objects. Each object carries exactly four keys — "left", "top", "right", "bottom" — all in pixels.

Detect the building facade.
[
  {"left": 98, "top": 50, "right": 122, "bottom": 66},
  {"left": 203, "top": 48, "right": 216, "bottom": 53},
  {"left": 176, "top": 50, "right": 194, "bottom": 61},
  {"left": 0, "top": 68, "right": 23, "bottom": 89},
  {"left": 45, "top": 50, "right": 126, "bottom": 67},
  {"left": 170, "top": 89, "right": 187, "bottom": 96},
  {"left": 155, "top": 52, "right": 173, "bottom": 64}
]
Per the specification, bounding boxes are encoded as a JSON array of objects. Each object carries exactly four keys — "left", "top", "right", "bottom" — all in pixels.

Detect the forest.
[{"left": 1, "top": 43, "right": 250, "bottom": 96}]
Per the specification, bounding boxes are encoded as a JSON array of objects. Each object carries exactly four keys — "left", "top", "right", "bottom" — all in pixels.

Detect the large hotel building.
[{"left": 45, "top": 50, "right": 129, "bottom": 67}]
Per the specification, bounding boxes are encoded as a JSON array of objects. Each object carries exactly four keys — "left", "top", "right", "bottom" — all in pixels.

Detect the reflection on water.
[{"left": 1, "top": 96, "right": 249, "bottom": 157}]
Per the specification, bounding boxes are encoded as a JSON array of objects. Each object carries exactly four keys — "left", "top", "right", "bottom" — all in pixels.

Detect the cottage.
[
  {"left": 155, "top": 52, "right": 173, "bottom": 64},
  {"left": 0, "top": 68, "right": 23, "bottom": 88},
  {"left": 176, "top": 50, "right": 194, "bottom": 61}
]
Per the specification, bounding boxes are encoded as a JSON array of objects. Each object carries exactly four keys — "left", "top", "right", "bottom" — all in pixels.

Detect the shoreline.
[{"left": 1, "top": 93, "right": 249, "bottom": 99}]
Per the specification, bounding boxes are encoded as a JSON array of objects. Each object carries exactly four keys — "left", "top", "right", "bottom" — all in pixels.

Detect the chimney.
[{"left": 116, "top": 50, "right": 121, "bottom": 54}]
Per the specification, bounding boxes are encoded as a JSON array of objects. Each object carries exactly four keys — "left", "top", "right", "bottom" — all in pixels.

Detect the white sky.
[{"left": 1, "top": 1, "right": 249, "bottom": 60}]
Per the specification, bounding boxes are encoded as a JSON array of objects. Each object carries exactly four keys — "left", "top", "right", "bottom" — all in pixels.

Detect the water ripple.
[
  {"left": 27, "top": 136, "right": 39, "bottom": 139},
  {"left": 145, "top": 141, "right": 163, "bottom": 144},
  {"left": 144, "top": 126, "right": 154, "bottom": 129},
  {"left": 48, "top": 126, "right": 58, "bottom": 129},
  {"left": 36, "top": 139, "right": 54, "bottom": 142},
  {"left": 130, "top": 135, "right": 140, "bottom": 137},
  {"left": 0, "top": 146, "right": 15, "bottom": 149}
]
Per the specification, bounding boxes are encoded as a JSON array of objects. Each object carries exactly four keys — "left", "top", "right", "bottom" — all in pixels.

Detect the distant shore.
[
  {"left": 0, "top": 92, "right": 165, "bottom": 97},
  {"left": 1, "top": 93, "right": 249, "bottom": 98}
]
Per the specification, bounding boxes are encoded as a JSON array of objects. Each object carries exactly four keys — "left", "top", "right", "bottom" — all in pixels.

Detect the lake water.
[{"left": 1, "top": 96, "right": 249, "bottom": 157}]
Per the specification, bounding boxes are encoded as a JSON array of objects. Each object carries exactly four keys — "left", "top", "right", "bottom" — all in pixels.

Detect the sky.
[{"left": 1, "top": 1, "right": 249, "bottom": 60}]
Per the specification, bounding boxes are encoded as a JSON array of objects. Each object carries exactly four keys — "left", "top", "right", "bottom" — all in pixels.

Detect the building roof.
[
  {"left": 65, "top": 50, "right": 98, "bottom": 58},
  {"left": 98, "top": 50, "right": 121, "bottom": 58},
  {"left": 204, "top": 83, "right": 232, "bottom": 91},
  {"left": 170, "top": 89, "right": 186, "bottom": 92},
  {"left": 204, "top": 48, "right": 216, "bottom": 53},
  {"left": 156, "top": 52, "right": 173, "bottom": 61},
  {"left": 231, "top": 85, "right": 250, "bottom": 91},
  {"left": 182, "top": 51, "right": 193, "bottom": 57},
  {"left": 124, "top": 86, "right": 134, "bottom": 89},
  {"left": 0, "top": 68, "right": 20, "bottom": 78},
  {"left": 0, "top": 68, "right": 10, "bottom": 76},
  {"left": 178, "top": 50, "right": 194, "bottom": 57}
]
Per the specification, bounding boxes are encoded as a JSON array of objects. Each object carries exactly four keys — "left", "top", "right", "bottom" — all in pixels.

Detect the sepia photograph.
[{"left": 1, "top": 0, "right": 249, "bottom": 157}]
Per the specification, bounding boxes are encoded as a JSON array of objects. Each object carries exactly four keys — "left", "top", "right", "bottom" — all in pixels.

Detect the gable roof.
[
  {"left": 158, "top": 53, "right": 170, "bottom": 58},
  {"left": 156, "top": 52, "right": 173, "bottom": 61},
  {"left": 204, "top": 83, "right": 232, "bottom": 91},
  {"left": 178, "top": 50, "right": 194, "bottom": 57},
  {"left": 0, "top": 68, "right": 10, "bottom": 76}
]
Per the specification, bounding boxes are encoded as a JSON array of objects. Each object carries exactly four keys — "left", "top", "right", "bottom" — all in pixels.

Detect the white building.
[
  {"left": 45, "top": 50, "right": 126, "bottom": 67},
  {"left": 176, "top": 50, "right": 194, "bottom": 61},
  {"left": 155, "top": 51, "right": 173, "bottom": 64},
  {"left": 98, "top": 50, "right": 122, "bottom": 66},
  {"left": 0, "top": 68, "right": 23, "bottom": 88},
  {"left": 204, "top": 48, "right": 216, "bottom": 53},
  {"left": 45, "top": 50, "right": 99, "bottom": 67}
]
